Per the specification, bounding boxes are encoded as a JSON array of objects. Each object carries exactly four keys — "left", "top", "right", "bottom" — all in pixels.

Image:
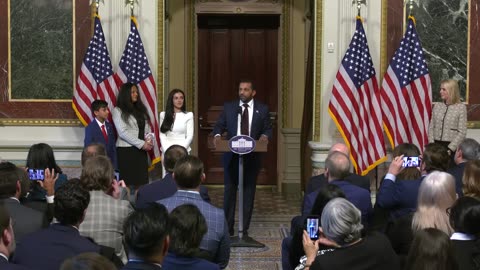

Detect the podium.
[{"left": 209, "top": 135, "right": 267, "bottom": 248}]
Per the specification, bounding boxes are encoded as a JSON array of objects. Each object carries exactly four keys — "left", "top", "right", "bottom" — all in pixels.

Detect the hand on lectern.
[
  {"left": 213, "top": 136, "right": 220, "bottom": 148},
  {"left": 259, "top": 134, "right": 269, "bottom": 143}
]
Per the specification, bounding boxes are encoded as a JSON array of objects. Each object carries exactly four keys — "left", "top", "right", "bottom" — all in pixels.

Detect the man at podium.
[{"left": 213, "top": 79, "right": 272, "bottom": 236}]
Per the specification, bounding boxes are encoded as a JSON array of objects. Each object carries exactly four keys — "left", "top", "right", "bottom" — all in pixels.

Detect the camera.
[
  {"left": 28, "top": 169, "right": 45, "bottom": 181},
  {"left": 402, "top": 156, "right": 420, "bottom": 168},
  {"left": 306, "top": 215, "right": 320, "bottom": 240},
  {"left": 114, "top": 171, "right": 120, "bottom": 181}
]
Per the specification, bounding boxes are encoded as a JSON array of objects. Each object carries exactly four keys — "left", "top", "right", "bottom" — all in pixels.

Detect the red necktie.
[
  {"left": 101, "top": 124, "right": 108, "bottom": 143},
  {"left": 241, "top": 104, "right": 249, "bottom": 135}
]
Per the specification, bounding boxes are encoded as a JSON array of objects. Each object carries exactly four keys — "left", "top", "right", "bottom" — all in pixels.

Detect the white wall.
[{"left": 320, "top": 1, "right": 382, "bottom": 144}]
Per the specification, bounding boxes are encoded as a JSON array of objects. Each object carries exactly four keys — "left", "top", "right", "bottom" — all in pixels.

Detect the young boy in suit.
[{"left": 84, "top": 100, "right": 118, "bottom": 170}]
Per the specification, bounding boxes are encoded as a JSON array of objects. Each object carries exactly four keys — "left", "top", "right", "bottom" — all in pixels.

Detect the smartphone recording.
[
  {"left": 402, "top": 156, "right": 420, "bottom": 168},
  {"left": 28, "top": 169, "right": 45, "bottom": 181},
  {"left": 306, "top": 216, "right": 320, "bottom": 240}
]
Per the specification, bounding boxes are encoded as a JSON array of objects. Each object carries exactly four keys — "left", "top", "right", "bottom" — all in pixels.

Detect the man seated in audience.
[
  {"left": 136, "top": 145, "right": 210, "bottom": 209},
  {"left": 81, "top": 143, "right": 107, "bottom": 167},
  {"left": 13, "top": 181, "right": 100, "bottom": 270},
  {"left": 0, "top": 162, "right": 48, "bottom": 243},
  {"left": 163, "top": 204, "right": 220, "bottom": 270},
  {"left": 81, "top": 144, "right": 129, "bottom": 201},
  {"left": 0, "top": 204, "right": 30, "bottom": 269},
  {"left": 79, "top": 156, "right": 134, "bottom": 263},
  {"left": 303, "top": 151, "right": 372, "bottom": 226},
  {"left": 122, "top": 204, "right": 170, "bottom": 270},
  {"left": 449, "top": 138, "right": 480, "bottom": 196},
  {"left": 158, "top": 156, "right": 230, "bottom": 269},
  {"left": 377, "top": 143, "right": 450, "bottom": 220},
  {"left": 305, "top": 143, "right": 370, "bottom": 195}
]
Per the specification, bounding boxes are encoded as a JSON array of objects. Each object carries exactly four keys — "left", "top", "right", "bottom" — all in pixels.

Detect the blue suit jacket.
[
  {"left": 303, "top": 180, "right": 372, "bottom": 226},
  {"left": 448, "top": 162, "right": 466, "bottom": 196},
  {"left": 121, "top": 261, "right": 162, "bottom": 270},
  {"left": 305, "top": 173, "right": 370, "bottom": 194},
  {"left": 163, "top": 252, "right": 220, "bottom": 270},
  {"left": 212, "top": 100, "right": 272, "bottom": 164},
  {"left": 0, "top": 256, "right": 30, "bottom": 270},
  {"left": 376, "top": 176, "right": 423, "bottom": 219},
  {"left": 136, "top": 173, "right": 211, "bottom": 209},
  {"left": 13, "top": 224, "right": 100, "bottom": 270},
  {"left": 158, "top": 191, "right": 230, "bottom": 269},
  {"left": 84, "top": 120, "right": 118, "bottom": 169}
]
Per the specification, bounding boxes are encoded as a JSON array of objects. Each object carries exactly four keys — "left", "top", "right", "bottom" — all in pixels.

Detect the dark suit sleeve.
[
  {"left": 212, "top": 103, "right": 228, "bottom": 136},
  {"left": 260, "top": 105, "right": 272, "bottom": 139},
  {"left": 135, "top": 189, "right": 147, "bottom": 209},
  {"left": 199, "top": 185, "right": 211, "bottom": 203},
  {"left": 376, "top": 178, "right": 399, "bottom": 209},
  {"left": 302, "top": 192, "right": 316, "bottom": 216},
  {"left": 84, "top": 123, "right": 94, "bottom": 147}
]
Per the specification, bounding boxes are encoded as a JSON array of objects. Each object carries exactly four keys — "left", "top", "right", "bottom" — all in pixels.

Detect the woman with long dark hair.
[
  {"left": 112, "top": 82, "right": 153, "bottom": 188},
  {"left": 25, "top": 143, "right": 67, "bottom": 200},
  {"left": 159, "top": 89, "right": 193, "bottom": 175}
]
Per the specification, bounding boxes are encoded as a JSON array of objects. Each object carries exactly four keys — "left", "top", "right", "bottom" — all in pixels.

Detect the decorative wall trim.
[
  {"left": 281, "top": 128, "right": 300, "bottom": 192},
  {"left": 157, "top": 0, "right": 165, "bottom": 110},
  {"left": 313, "top": 0, "right": 323, "bottom": 141},
  {"left": 281, "top": 0, "right": 291, "bottom": 128},
  {"left": 0, "top": 119, "right": 81, "bottom": 126}
]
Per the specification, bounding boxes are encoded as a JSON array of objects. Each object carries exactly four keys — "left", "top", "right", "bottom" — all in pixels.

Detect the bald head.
[
  {"left": 325, "top": 151, "right": 351, "bottom": 181},
  {"left": 329, "top": 143, "right": 349, "bottom": 156}
]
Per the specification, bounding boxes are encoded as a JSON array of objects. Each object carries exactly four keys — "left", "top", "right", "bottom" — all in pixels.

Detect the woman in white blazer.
[
  {"left": 159, "top": 89, "right": 194, "bottom": 175},
  {"left": 112, "top": 82, "right": 153, "bottom": 188}
]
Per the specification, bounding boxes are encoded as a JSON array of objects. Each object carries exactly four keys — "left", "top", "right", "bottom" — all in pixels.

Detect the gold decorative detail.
[
  {"left": 0, "top": 119, "right": 82, "bottom": 126},
  {"left": 236, "top": 7, "right": 242, "bottom": 13},
  {"left": 187, "top": 1, "right": 195, "bottom": 111},
  {"left": 380, "top": 0, "right": 387, "bottom": 79},
  {"left": 467, "top": 121, "right": 480, "bottom": 129},
  {"left": 157, "top": 0, "right": 165, "bottom": 110},
  {"left": 313, "top": 0, "right": 323, "bottom": 141},
  {"left": 281, "top": 0, "right": 291, "bottom": 128}
]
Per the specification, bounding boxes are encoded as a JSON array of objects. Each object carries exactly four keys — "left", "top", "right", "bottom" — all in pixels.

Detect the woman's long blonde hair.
[{"left": 412, "top": 171, "right": 457, "bottom": 235}]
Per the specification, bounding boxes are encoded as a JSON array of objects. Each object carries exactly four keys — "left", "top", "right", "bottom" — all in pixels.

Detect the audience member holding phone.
[
  {"left": 376, "top": 143, "right": 450, "bottom": 221},
  {"left": 282, "top": 185, "right": 346, "bottom": 270},
  {"left": 297, "top": 198, "right": 400, "bottom": 270},
  {"left": 22, "top": 143, "right": 67, "bottom": 218}
]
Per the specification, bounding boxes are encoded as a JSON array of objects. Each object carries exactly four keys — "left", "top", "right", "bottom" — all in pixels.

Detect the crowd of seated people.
[
  {"left": 0, "top": 142, "right": 231, "bottom": 270},
  {"left": 2, "top": 137, "right": 480, "bottom": 269},
  {"left": 285, "top": 140, "right": 480, "bottom": 270}
]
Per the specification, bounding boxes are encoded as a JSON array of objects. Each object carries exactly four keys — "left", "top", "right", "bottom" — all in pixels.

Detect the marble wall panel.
[
  {"left": 413, "top": 0, "right": 468, "bottom": 101},
  {"left": 10, "top": 0, "right": 73, "bottom": 99},
  {"left": 0, "top": 0, "right": 90, "bottom": 120}
]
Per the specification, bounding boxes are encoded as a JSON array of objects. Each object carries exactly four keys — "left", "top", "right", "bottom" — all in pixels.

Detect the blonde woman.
[
  {"left": 462, "top": 160, "right": 480, "bottom": 199},
  {"left": 428, "top": 79, "right": 467, "bottom": 155},
  {"left": 386, "top": 171, "right": 457, "bottom": 256},
  {"left": 412, "top": 171, "right": 457, "bottom": 235}
]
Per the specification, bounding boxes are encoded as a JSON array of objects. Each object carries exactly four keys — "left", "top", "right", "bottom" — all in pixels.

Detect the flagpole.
[
  {"left": 353, "top": 0, "right": 367, "bottom": 18},
  {"left": 95, "top": 0, "right": 99, "bottom": 15},
  {"left": 127, "top": 0, "right": 136, "bottom": 17},
  {"left": 406, "top": 0, "right": 414, "bottom": 17}
]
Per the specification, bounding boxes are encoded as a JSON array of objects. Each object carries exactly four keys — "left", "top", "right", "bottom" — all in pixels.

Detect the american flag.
[
  {"left": 115, "top": 17, "right": 161, "bottom": 166},
  {"left": 73, "top": 16, "right": 118, "bottom": 125},
  {"left": 381, "top": 17, "right": 431, "bottom": 152},
  {"left": 328, "top": 18, "right": 386, "bottom": 176}
]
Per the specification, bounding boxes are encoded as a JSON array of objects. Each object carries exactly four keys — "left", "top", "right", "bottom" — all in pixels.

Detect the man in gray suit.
[
  {"left": 0, "top": 162, "right": 48, "bottom": 243},
  {"left": 157, "top": 156, "right": 230, "bottom": 269}
]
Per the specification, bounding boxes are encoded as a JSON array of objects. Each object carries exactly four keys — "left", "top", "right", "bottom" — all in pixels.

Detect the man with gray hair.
[
  {"left": 303, "top": 152, "right": 372, "bottom": 226},
  {"left": 305, "top": 143, "right": 370, "bottom": 194},
  {"left": 449, "top": 138, "right": 480, "bottom": 196}
]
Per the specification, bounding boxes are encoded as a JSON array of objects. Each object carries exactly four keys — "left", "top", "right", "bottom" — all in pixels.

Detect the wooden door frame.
[
  {"left": 163, "top": 0, "right": 304, "bottom": 190},
  {"left": 183, "top": 0, "right": 295, "bottom": 188}
]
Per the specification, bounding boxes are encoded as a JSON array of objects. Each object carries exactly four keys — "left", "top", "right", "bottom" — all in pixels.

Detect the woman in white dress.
[{"left": 159, "top": 89, "right": 193, "bottom": 175}]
